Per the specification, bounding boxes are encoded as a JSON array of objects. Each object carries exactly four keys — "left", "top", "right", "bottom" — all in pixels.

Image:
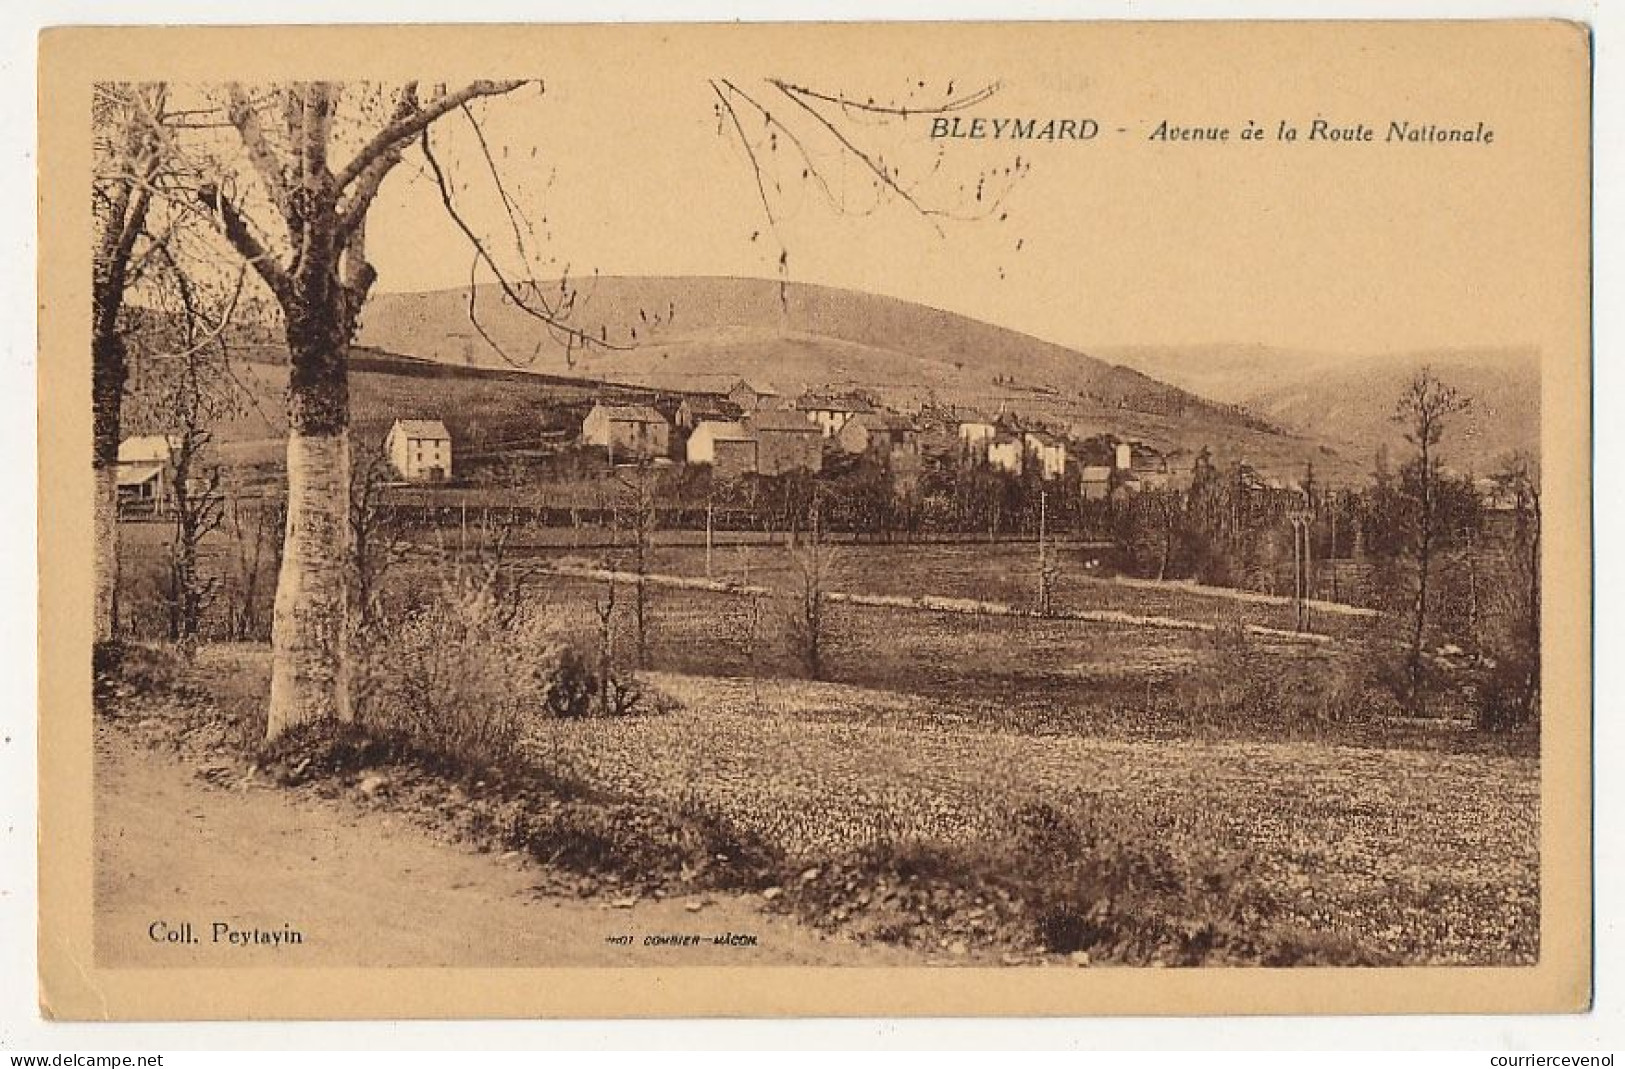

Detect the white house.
[
  {"left": 116, "top": 435, "right": 179, "bottom": 510},
  {"left": 957, "top": 418, "right": 997, "bottom": 450},
  {"left": 795, "top": 393, "right": 874, "bottom": 438},
  {"left": 686, "top": 420, "right": 759, "bottom": 479},
  {"left": 986, "top": 432, "right": 1024, "bottom": 474},
  {"left": 386, "top": 419, "right": 453, "bottom": 482},
  {"left": 1023, "top": 431, "right": 1069, "bottom": 480},
  {"left": 686, "top": 420, "right": 751, "bottom": 464}
]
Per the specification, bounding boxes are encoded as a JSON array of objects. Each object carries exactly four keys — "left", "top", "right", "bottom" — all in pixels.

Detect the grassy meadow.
[{"left": 114, "top": 518, "right": 1539, "bottom": 965}]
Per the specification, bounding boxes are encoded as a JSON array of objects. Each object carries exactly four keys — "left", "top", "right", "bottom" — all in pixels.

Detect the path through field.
[{"left": 94, "top": 724, "right": 911, "bottom": 968}]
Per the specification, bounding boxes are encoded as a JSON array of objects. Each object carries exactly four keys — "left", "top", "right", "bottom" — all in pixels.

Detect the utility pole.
[
  {"left": 705, "top": 496, "right": 715, "bottom": 581},
  {"left": 1037, "top": 486, "right": 1052, "bottom": 617},
  {"left": 1287, "top": 504, "right": 1313, "bottom": 632},
  {"left": 1327, "top": 487, "right": 1340, "bottom": 603}
]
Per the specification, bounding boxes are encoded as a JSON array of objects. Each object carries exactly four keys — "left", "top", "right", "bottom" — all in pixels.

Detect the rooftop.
[
  {"left": 392, "top": 418, "right": 451, "bottom": 441},
  {"left": 117, "top": 435, "right": 178, "bottom": 463},
  {"left": 693, "top": 419, "right": 753, "bottom": 441},
  {"left": 592, "top": 403, "right": 667, "bottom": 424},
  {"left": 797, "top": 394, "right": 874, "bottom": 414},
  {"left": 746, "top": 410, "right": 822, "bottom": 434}
]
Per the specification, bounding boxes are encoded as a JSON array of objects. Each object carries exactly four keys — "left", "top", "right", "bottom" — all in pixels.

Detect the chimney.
[{"left": 1114, "top": 442, "right": 1132, "bottom": 470}]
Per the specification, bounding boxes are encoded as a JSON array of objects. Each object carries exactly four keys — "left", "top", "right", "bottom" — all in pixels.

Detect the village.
[{"left": 114, "top": 373, "right": 1294, "bottom": 520}]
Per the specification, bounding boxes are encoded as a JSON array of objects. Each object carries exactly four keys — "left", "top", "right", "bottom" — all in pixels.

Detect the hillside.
[
  {"left": 122, "top": 344, "right": 658, "bottom": 475},
  {"left": 359, "top": 276, "right": 1360, "bottom": 479},
  {"left": 1097, "top": 344, "right": 1540, "bottom": 472}
]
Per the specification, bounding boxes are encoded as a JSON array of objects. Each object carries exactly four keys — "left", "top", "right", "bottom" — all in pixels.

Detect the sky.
[
  {"left": 116, "top": 24, "right": 1586, "bottom": 363},
  {"left": 341, "top": 22, "right": 1587, "bottom": 361}
]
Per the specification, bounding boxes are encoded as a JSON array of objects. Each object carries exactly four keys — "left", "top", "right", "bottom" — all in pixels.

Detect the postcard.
[{"left": 38, "top": 20, "right": 1591, "bottom": 1018}]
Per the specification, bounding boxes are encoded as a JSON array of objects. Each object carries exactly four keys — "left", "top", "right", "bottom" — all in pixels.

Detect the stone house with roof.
[
  {"left": 744, "top": 410, "right": 823, "bottom": 475},
  {"left": 385, "top": 419, "right": 453, "bottom": 482},
  {"left": 581, "top": 402, "right": 671, "bottom": 460}
]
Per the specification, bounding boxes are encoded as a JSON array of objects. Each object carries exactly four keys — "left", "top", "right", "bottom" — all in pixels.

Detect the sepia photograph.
[{"left": 36, "top": 19, "right": 1592, "bottom": 1019}]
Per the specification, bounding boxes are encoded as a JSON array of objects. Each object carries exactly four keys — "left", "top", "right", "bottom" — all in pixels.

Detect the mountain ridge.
[
  {"left": 1094, "top": 343, "right": 1540, "bottom": 470},
  {"left": 354, "top": 276, "right": 1442, "bottom": 481}
]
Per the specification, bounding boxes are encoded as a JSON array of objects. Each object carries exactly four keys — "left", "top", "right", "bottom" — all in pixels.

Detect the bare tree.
[
  {"left": 120, "top": 209, "right": 248, "bottom": 646},
  {"left": 189, "top": 81, "right": 621, "bottom": 738},
  {"left": 1479, "top": 453, "right": 1541, "bottom": 729},
  {"left": 785, "top": 497, "right": 840, "bottom": 680},
  {"left": 349, "top": 432, "right": 407, "bottom": 632},
  {"left": 92, "top": 83, "right": 170, "bottom": 642},
  {"left": 614, "top": 460, "right": 659, "bottom": 668},
  {"left": 594, "top": 568, "right": 619, "bottom": 714},
  {"left": 1393, "top": 368, "right": 1472, "bottom": 715},
  {"left": 146, "top": 336, "right": 231, "bottom": 645},
  {"left": 222, "top": 477, "right": 284, "bottom": 642}
]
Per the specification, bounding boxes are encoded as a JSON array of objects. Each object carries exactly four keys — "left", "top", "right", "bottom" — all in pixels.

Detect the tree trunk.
[
  {"left": 265, "top": 292, "right": 355, "bottom": 738},
  {"left": 266, "top": 429, "right": 352, "bottom": 736},
  {"left": 92, "top": 317, "right": 128, "bottom": 643},
  {"left": 93, "top": 464, "right": 119, "bottom": 642}
]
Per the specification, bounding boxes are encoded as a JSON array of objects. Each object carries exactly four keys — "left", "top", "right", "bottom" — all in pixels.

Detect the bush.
[
  {"left": 996, "top": 801, "right": 1372, "bottom": 964},
  {"left": 353, "top": 586, "right": 561, "bottom": 772},
  {"left": 503, "top": 794, "right": 780, "bottom": 891},
  {"left": 543, "top": 645, "right": 597, "bottom": 719},
  {"left": 778, "top": 799, "right": 1373, "bottom": 965},
  {"left": 1475, "top": 651, "right": 1540, "bottom": 733},
  {"left": 353, "top": 580, "right": 669, "bottom": 772},
  {"left": 1003, "top": 800, "right": 1236, "bottom": 962},
  {"left": 544, "top": 643, "right": 656, "bottom": 719},
  {"left": 1189, "top": 621, "right": 1390, "bottom": 732},
  {"left": 94, "top": 640, "right": 186, "bottom": 713}
]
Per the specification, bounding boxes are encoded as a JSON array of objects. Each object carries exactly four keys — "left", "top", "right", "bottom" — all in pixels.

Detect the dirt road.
[{"left": 94, "top": 727, "right": 909, "bottom": 968}]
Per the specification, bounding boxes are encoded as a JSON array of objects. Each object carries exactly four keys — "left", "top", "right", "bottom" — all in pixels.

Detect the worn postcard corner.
[{"left": 38, "top": 19, "right": 1591, "bottom": 1020}]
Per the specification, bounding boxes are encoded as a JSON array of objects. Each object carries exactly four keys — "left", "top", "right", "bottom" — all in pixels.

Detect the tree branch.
[
  {"left": 225, "top": 84, "right": 292, "bottom": 219},
  {"left": 710, "top": 80, "right": 780, "bottom": 232},
  {"left": 771, "top": 78, "right": 1001, "bottom": 118},
  {"left": 336, "top": 85, "right": 420, "bottom": 241},
  {"left": 418, "top": 126, "right": 630, "bottom": 362},
  {"left": 300, "top": 82, "right": 338, "bottom": 183},
  {"left": 197, "top": 182, "right": 291, "bottom": 302},
  {"left": 768, "top": 79, "right": 945, "bottom": 235},
  {"left": 717, "top": 78, "right": 848, "bottom": 217},
  {"left": 333, "top": 80, "right": 528, "bottom": 195}
]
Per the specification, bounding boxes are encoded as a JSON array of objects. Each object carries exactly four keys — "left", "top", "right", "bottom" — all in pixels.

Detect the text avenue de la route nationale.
[{"left": 1147, "top": 117, "right": 1496, "bottom": 143}]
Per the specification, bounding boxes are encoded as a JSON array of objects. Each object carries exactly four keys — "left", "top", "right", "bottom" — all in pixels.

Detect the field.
[
  {"left": 591, "top": 541, "right": 1379, "bottom": 639},
  {"left": 114, "top": 518, "right": 1539, "bottom": 964},
  {"left": 119, "top": 525, "right": 1376, "bottom": 643},
  {"left": 534, "top": 672, "right": 1538, "bottom": 964}
]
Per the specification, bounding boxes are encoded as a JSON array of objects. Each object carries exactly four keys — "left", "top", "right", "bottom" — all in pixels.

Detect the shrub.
[
  {"left": 773, "top": 798, "right": 1372, "bottom": 965},
  {"left": 353, "top": 585, "right": 561, "bottom": 772},
  {"left": 543, "top": 643, "right": 657, "bottom": 719},
  {"left": 94, "top": 640, "right": 186, "bottom": 713},
  {"left": 995, "top": 801, "right": 1373, "bottom": 965},
  {"left": 543, "top": 645, "right": 597, "bottom": 720},
  {"left": 354, "top": 579, "right": 669, "bottom": 773},
  {"left": 1189, "top": 621, "right": 1390, "bottom": 733},
  {"left": 1475, "top": 650, "right": 1540, "bottom": 733},
  {"left": 504, "top": 795, "right": 779, "bottom": 891}
]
